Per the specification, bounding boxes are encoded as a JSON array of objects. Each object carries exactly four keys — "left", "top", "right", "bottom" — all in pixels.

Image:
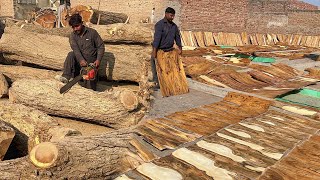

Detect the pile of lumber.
[
  {"left": 0, "top": 17, "right": 156, "bottom": 178},
  {"left": 181, "top": 31, "right": 320, "bottom": 48}
]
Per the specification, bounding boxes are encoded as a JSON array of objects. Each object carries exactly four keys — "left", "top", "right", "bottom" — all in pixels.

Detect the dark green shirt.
[{"left": 69, "top": 26, "right": 105, "bottom": 63}]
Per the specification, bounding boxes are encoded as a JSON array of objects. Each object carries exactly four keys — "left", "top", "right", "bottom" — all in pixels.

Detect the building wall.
[
  {"left": 288, "top": 0, "right": 318, "bottom": 10},
  {"left": 180, "top": 0, "right": 249, "bottom": 32},
  {"left": 0, "top": 0, "right": 14, "bottom": 17},
  {"left": 70, "top": 0, "right": 181, "bottom": 26}
]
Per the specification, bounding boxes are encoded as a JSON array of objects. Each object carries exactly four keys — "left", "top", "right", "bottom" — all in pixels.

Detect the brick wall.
[
  {"left": 288, "top": 0, "right": 318, "bottom": 10},
  {"left": 180, "top": 0, "right": 249, "bottom": 32},
  {"left": 70, "top": 0, "right": 181, "bottom": 26},
  {"left": 0, "top": 0, "right": 14, "bottom": 17},
  {"left": 245, "top": 0, "right": 320, "bottom": 35}
]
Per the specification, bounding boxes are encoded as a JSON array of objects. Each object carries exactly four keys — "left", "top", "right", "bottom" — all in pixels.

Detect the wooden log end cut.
[
  {"left": 120, "top": 90, "right": 139, "bottom": 111},
  {"left": 30, "top": 142, "right": 58, "bottom": 168}
]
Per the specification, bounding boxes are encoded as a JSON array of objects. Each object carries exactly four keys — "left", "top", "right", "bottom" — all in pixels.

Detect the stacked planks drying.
[
  {"left": 120, "top": 100, "right": 320, "bottom": 180},
  {"left": 180, "top": 30, "right": 320, "bottom": 48},
  {"left": 136, "top": 92, "right": 271, "bottom": 151},
  {"left": 156, "top": 50, "right": 189, "bottom": 97}
]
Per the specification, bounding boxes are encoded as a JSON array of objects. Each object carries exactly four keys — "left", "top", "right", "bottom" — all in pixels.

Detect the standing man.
[
  {"left": 55, "top": 14, "right": 105, "bottom": 91},
  {"left": 151, "top": 7, "right": 182, "bottom": 87},
  {"left": 0, "top": 20, "right": 5, "bottom": 39},
  {"left": 53, "top": 0, "right": 71, "bottom": 28}
]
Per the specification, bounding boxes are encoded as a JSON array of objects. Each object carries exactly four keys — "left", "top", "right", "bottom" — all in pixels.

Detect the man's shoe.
[{"left": 55, "top": 75, "right": 69, "bottom": 84}]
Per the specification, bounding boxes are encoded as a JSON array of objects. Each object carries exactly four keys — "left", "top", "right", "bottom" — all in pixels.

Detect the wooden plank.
[
  {"left": 250, "top": 34, "right": 258, "bottom": 45},
  {"left": 188, "top": 144, "right": 259, "bottom": 179},
  {"left": 203, "top": 32, "right": 215, "bottom": 46},
  {"left": 180, "top": 31, "right": 191, "bottom": 47},
  {"left": 153, "top": 155, "right": 212, "bottom": 180},
  {"left": 212, "top": 32, "right": 220, "bottom": 45},
  {"left": 130, "top": 138, "right": 157, "bottom": 162},
  {"left": 241, "top": 32, "right": 250, "bottom": 45},
  {"left": 193, "top": 31, "right": 206, "bottom": 47},
  {"left": 258, "top": 134, "right": 320, "bottom": 180},
  {"left": 256, "top": 34, "right": 266, "bottom": 46},
  {"left": 137, "top": 125, "right": 179, "bottom": 150},
  {"left": 156, "top": 49, "right": 189, "bottom": 97}
]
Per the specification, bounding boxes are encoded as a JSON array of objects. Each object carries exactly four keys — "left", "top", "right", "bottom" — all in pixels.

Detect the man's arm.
[
  {"left": 152, "top": 22, "right": 162, "bottom": 58},
  {"left": 175, "top": 26, "right": 182, "bottom": 55},
  {"left": 93, "top": 30, "right": 105, "bottom": 67},
  {"left": 69, "top": 35, "right": 86, "bottom": 66},
  {"left": 0, "top": 20, "right": 5, "bottom": 39}
]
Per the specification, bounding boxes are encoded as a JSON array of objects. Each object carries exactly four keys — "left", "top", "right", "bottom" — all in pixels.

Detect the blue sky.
[{"left": 302, "top": 0, "right": 320, "bottom": 6}]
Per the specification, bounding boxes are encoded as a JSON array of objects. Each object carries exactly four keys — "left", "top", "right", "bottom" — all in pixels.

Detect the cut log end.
[
  {"left": 120, "top": 90, "right": 139, "bottom": 111},
  {"left": 30, "top": 142, "right": 58, "bottom": 168}
]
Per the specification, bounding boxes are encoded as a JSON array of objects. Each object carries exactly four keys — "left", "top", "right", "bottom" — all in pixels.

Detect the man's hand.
[
  {"left": 178, "top": 48, "right": 182, "bottom": 55},
  {"left": 152, "top": 48, "right": 157, "bottom": 59},
  {"left": 93, "top": 60, "right": 100, "bottom": 67},
  {"left": 80, "top": 60, "right": 87, "bottom": 67}
]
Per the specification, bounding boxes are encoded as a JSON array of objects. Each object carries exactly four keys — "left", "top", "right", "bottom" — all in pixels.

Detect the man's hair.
[
  {"left": 69, "top": 13, "right": 82, "bottom": 26},
  {"left": 165, "top": 7, "right": 175, "bottom": 14}
]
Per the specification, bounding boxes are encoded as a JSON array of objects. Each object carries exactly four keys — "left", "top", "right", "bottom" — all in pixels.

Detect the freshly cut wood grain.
[
  {"left": 193, "top": 31, "right": 206, "bottom": 47},
  {"left": 0, "top": 130, "right": 144, "bottom": 179},
  {"left": 9, "top": 79, "right": 140, "bottom": 129},
  {"left": 0, "top": 120, "right": 15, "bottom": 160},
  {"left": 61, "top": 5, "right": 94, "bottom": 27},
  {"left": 0, "top": 101, "right": 58, "bottom": 157},
  {"left": 90, "top": 10, "right": 128, "bottom": 25},
  {"left": 204, "top": 32, "right": 215, "bottom": 46},
  {"left": 156, "top": 50, "right": 189, "bottom": 97},
  {"left": 33, "top": 9, "right": 56, "bottom": 29},
  {"left": 241, "top": 32, "right": 250, "bottom": 45}
]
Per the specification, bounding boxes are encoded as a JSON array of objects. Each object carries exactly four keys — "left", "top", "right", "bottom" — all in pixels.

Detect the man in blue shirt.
[{"left": 151, "top": 7, "right": 182, "bottom": 87}]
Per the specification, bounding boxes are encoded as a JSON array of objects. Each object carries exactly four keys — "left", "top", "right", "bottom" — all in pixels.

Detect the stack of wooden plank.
[
  {"left": 136, "top": 92, "right": 271, "bottom": 151},
  {"left": 180, "top": 30, "right": 320, "bottom": 48},
  {"left": 156, "top": 50, "right": 189, "bottom": 97}
]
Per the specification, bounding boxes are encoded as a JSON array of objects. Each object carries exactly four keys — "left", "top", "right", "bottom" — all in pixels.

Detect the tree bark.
[
  {"left": 0, "top": 120, "right": 15, "bottom": 160},
  {"left": 0, "top": 65, "right": 60, "bottom": 83},
  {"left": 19, "top": 23, "right": 153, "bottom": 45},
  {"left": 91, "top": 10, "right": 128, "bottom": 25},
  {"left": 92, "top": 23, "right": 153, "bottom": 44},
  {"left": 0, "top": 100, "right": 58, "bottom": 158},
  {"left": 0, "top": 73, "right": 8, "bottom": 97},
  {"left": 0, "top": 27, "right": 151, "bottom": 83},
  {"left": 0, "top": 130, "right": 143, "bottom": 179},
  {"left": 9, "top": 79, "right": 141, "bottom": 128}
]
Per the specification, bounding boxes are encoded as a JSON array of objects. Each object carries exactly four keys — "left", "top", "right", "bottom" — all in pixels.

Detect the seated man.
[
  {"left": 56, "top": 14, "right": 105, "bottom": 91},
  {"left": 0, "top": 20, "right": 5, "bottom": 39}
]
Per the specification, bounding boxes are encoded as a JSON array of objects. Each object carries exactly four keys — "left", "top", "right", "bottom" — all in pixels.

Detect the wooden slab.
[
  {"left": 193, "top": 31, "right": 206, "bottom": 47},
  {"left": 129, "top": 138, "right": 157, "bottom": 162},
  {"left": 203, "top": 32, "right": 215, "bottom": 46},
  {"left": 156, "top": 49, "right": 189, "bottom": 97},
  {"left": 153, "top": 155, "right": 212, "bottom": 180},
  {"left": 241, "top": 32, "right": 250, "bottom": 45},
  {"left": 258, "top": 133, "right": 320, "bottom": 180}
]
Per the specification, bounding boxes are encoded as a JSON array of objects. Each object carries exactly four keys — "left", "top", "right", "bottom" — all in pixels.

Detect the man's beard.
[{"left": 75, "top": 30, "right": 82, "bottom": 35}]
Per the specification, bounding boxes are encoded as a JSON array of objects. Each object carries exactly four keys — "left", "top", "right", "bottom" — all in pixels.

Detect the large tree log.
[
  {"left": 0, "top": 73, "right": 8, "bottom": 97},
  {"left": 0, "top": 120, "right": 15, "bottom": 160},
  {"left": 0, "top": 27, "right": 150, "bottom": 83},
  {"left": 92, "top": 23, "right": 153, "bottom": 44},
  {"left": 0, "top": 130, "right": 143, "bottom": 179},
  {"left": 91, "top": 10, "right": 128, "bottom": 25},
  {"left": 19, "top": 23, "right": 153, "bottom": 44},
  {"left": 9, "top": 79, "right": 141, "bottom": 128},
  {"left": 32, "top": 9, "right": 56, "bottom": 29},
  {"left": 0, "top": 65, "right": 60, "bottom": 83},
  {"left": 0, "top": 101, "right": 58, "bottom": 158}
]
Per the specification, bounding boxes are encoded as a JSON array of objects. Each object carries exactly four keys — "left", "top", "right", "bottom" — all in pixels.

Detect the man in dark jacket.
[
  {"left": 0, "top": 20, "right": 5, "bottom": 39},
  {"left": 55, "top": 14, "right": 105, "bottom": 91},
  {"left": 151, "top": 7, "right": 182, "bottom": 86}
]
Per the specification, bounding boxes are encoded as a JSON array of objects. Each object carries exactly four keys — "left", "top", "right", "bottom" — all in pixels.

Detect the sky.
[{"left": 302, "top": 0, "right": 320, "bottom": 6}]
